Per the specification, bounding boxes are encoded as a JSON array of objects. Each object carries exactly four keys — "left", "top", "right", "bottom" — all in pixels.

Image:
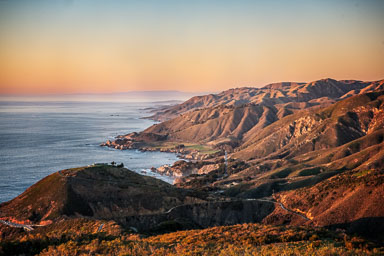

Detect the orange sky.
[{"left": 0, "top": 0, "right": 383, "bottom": 94}]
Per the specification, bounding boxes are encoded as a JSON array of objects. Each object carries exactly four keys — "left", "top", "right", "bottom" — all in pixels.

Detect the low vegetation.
[{"left": 1, "top": 221, "right": 382, "bottom": 256}]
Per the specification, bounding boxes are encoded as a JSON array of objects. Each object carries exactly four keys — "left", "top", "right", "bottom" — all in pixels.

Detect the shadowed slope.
[
  {"left": 235, "top": 91, "right": 384, "bottom": 160},
  {"left": 0, "top": 165, "right": 206, "bottom": 224}
]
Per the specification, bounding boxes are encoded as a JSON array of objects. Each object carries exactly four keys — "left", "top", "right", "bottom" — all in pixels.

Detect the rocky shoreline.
[
  {"left": 150, "top": 161, "right": 221, "bottom": 181},
  {"left": 100, "top": 132, "right": 217, "bottom": 161},
  {"left": 100, "top": 131, "right": 224, "bottom": 183}
]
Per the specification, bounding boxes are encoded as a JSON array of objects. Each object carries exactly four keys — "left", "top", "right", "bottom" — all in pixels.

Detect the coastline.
[{"left": 0, "top": 100, "right": 182, "bottom": 203}]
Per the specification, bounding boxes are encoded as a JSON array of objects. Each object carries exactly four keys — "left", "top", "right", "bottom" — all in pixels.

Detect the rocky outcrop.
[
  {"left": 151, "top": 160, "right": 220, "bottom": 178},
  {"left": 100, "top": 132, "right": 167, "bottom": 150},
  {"left": 197, "top": 164, "right": 220, "bottom": 175}
]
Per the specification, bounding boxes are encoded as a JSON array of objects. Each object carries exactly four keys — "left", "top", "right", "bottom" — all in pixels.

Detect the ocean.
[{"left": 0, "top": 98, "right": 183, "bottom": 203}]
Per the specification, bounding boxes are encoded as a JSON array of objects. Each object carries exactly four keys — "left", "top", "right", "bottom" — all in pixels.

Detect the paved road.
[
  {"left": 97, "top": 223, "right": 104, "bottom": 232},
  {"left": 163, "top": 198, "right": 311, "bottom": 222},
  {"left": 246, "top": 198, "right": 311, "bottom": 221},
  {"left": 0, "top": 220, "right": 34, "bottom": 231}
]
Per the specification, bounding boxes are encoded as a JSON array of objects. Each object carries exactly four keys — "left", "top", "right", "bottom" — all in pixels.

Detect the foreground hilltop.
[
  {"left": 0, "top": 164, "right": 277, "bottom": 235},
  {"left": 1, "top": 166, "right": 383, "bottom": 255},
  {"left": 0, "top": 165, "right": 207, "bottom": 226},
  {"left": 1, "top": 165, "right": 384, "bottom": 255}
]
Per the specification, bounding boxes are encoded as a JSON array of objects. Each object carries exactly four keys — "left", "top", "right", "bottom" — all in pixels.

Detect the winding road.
[
  {"left": 246, "top": 198, "right": 311, "bottom": 221},
  {"left": 0, "top": 220, "right": 35, "bottom": 231},
  {"left": 162, "top": 198, "right": 311, "bottom": 222},
  {"left": 1, "top": 198, "right": 311, "bottom": 232}
]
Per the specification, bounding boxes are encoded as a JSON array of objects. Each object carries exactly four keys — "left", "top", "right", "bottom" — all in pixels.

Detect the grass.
[
  {"left": 298, "top": 167, "right": 322, "bottom": 177},
  {"left": 353, "top": 169, "right": 374, "bottom": 177},
  {"left": 183, "top": 143, "right": 220, "bottom": 155},
  {"left": 270, "top": 168, "right": 293, "bottom": 179},
  {"left": 149, "top": 142, "right": 220, "bottom": 155}
]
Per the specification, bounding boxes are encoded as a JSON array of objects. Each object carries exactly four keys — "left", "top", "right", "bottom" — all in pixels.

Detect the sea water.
[{"left": 0, "top": 99, "right": 181, "bottom": 203}]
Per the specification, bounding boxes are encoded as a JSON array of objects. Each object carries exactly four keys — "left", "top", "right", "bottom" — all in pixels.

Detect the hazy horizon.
[
  {"left": 0, "top": 90, "right": 212, "bottom": 103},
  {"left": 1, "top": 0, "right": 383, "bottom": 94}
]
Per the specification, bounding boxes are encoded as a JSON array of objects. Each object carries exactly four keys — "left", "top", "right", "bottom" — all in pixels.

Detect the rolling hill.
[
  {"left": 148, "top": 78, "right": 384, "bottom": 121},
  {"left": 0, "top": 164, "right": 207, "bottom": 225}
]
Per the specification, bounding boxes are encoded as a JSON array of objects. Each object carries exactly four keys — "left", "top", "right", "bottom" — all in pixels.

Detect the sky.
[{"left": 0, "top": 0, "right": 383, "bottom": 94}]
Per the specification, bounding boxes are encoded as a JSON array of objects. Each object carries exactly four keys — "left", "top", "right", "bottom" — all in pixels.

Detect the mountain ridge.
[{"left": 148, "top": 78, "right": 384, "bottom": 121}]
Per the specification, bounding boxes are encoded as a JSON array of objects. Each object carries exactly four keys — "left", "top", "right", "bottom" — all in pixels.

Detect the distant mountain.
[
  {"left": 148, "top": 78, "right": 384, "bottom": 121},
  {"left": 0, "top": 90, "right": 209, "bottom": 103},
  {"left": 120, "top": 79, "right": 384, "bottom": 155}
]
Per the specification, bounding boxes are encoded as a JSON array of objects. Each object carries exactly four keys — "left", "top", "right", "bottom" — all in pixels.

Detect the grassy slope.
[
  {"left": 265, "top": 169, "right": 384, "bottom": 240},
  {"left": 1, "top": 221, "right": 382, "bottom": 256},
  {"left": 0, "top": 165, "right": 207, "bottom": 223}
]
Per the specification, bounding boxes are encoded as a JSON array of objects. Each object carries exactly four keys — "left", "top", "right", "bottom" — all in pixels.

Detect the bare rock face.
[
  {"left": 151, "top": 160, "right": 204, "bottom": 178},
  {"left": 152, "top": 162, "right": 221, "bottom": 178},
  {"left": 152, "top": 165, "right": 185, "bottom": 177},
  {"left": 198, "top": 164, "right": 220, "bottom": 175}
]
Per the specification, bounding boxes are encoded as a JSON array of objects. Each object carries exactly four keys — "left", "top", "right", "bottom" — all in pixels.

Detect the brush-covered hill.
[
  {"left": 0, "top": 164, "right": 277, "bottom": 234},
  {"left": 0, "top": 165, "right": 206, "bottom": 224},
  {"left": 264, "top": 169, "right": 384, "bottom": 240},
  {"left": 2, "top": 221, "right": 381, "bottom": 255}
]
